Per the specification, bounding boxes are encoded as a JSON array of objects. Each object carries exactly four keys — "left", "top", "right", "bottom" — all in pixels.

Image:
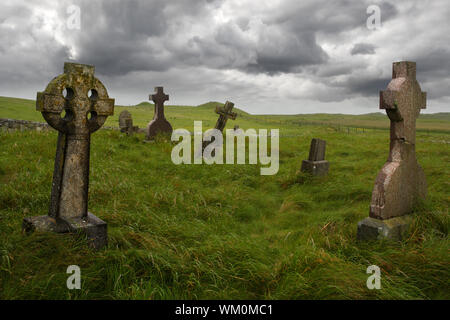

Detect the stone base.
[
  {"left": 301, "top": 160, "right": 329, "bottom": 176},
  {"left": 357, "top": 215, "right": 413, "bottom": 241},
  {"left": 23, "top": 212, "right": 107, "bottom": 249},
  {"left": 120, "top": 126, "right": 140, "bottom": 135}
]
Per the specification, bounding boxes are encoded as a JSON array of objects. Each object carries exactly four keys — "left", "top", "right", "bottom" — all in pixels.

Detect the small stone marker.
[
  {"left": 23, "top": 62, "right": 114, "bottom": 249},
  {"left": 119, "top": 110, "right": 138, "bottom": 135},
  {"left": 146, "top": 86, "right": 172, "bottom": 140},
  {"left": 301, "top": 138, "right": 329, "bottom": 176},
  {"left": 357, "top": 61, "right": 427, "bottom": 241}
]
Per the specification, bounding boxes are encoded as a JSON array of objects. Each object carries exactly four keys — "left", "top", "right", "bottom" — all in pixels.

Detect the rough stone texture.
[
  {"left": 214, "top": 101, "right": 237, "bottom": 132},
  {"left": 22, "top": 62, "right": 114, "bottom": 250},
  {"left": 357, "top": 216, "right": 413, "bottom": 241},
  {"left": 358, "top": 61, "right": 427, "bottom": 241},
  {"left": 0, "top": 118, "right": 132, "bottom": 133},
  {"left": 301, "top": 138, "right": 329, "bottom": 176},
  {"left": 202, "top": 101, "right": 237, "bottom": 152},
  {"left": 0, "top": 118, "right": 51, "bottom": 132},
  {"left": 119, "top": 110, "right": 131, "bottom": 130},
  {"left": 146, "top": 87, "right": 172, "bottom": 140},
  {"left": 119, "top": 110, "right": 139, "bottom": 135}
]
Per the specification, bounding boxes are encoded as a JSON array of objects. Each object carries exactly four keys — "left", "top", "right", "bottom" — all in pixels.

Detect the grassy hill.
[
  {"left": 1, "top": 96, "right": 448, "bottom": 133},
  {"left": 0, "top": 95, "right": 449, "bottom": 299}
]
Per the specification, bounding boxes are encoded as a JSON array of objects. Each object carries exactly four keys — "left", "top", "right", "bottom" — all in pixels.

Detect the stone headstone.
[
  {"left": 23, "top": 62, "right": 114, "bottom": 249},
  {"left": 146, "top": 86, "right": 172, "bottom": 140},
  {"left": 119, "top": 110, "right": 131, "bottom": 130},
  {"left": 202, "top": 101, "right": 237, "bottom": 153},
  {"left": 357, "top": 61, "right": 427, "bottom": 241},
  {"left": 301, "top": 138, "right": 329, "bottom": 176},
  {"left": 119, "top": 110, "right": 138, "bottom": 135},
  {"left": 215, "top": 101, "right": 237, "bottom": 132}
]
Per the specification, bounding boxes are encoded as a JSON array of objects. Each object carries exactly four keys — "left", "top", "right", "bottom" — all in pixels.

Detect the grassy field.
[
  {"left": 0, "top": 96, "right": 449, "bottom": 299},
  {"left": 1, "top": 96, "right": 449, "bottom": 133}
]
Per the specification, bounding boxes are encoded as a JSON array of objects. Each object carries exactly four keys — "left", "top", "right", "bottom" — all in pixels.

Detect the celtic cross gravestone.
[{"left": 23, "top": 62, "right": 114, "bottom": 249}]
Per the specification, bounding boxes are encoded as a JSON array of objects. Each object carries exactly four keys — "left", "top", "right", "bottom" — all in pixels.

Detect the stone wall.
[
  {"left": 0, "top": 118, "right": 50, "bottom": 132},
  {"left": 0, "top": 118, "right": 127, "bottom": 133}
]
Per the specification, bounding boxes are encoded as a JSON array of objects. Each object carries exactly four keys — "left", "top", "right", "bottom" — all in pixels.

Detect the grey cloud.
[
  {"left": 0, "top": 0, "right": 449, "bottom": 114},
  {"left": 272, "top": 1, "right": 398, "bottom": 35},
  {"left": 351, "top": 43, "right": 376, "bottom": 55},
  {"left": 345, "top": 77, "right": 390, "bottom": 97},
  {"left": 249, "top": 32, "right": 328, "bottom": 74},
  {"left": 72, "top": 0, "right": 333, "bottom": 76}
]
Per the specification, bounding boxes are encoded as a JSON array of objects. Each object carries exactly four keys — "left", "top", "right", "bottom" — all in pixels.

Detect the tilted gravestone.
[
  {"left": 119, "top": 110, "right": 138, "bottom": 135},
  {"left": 357, "top": 61, "right": 427, "bottom": 241},
  {"left": 214, "top": 101, "right": 237, "bottom": 132},
  {"left": 146, "top": 87, "right": 172, "bottom": 140},
  {"left": 203, "top": 101, "right": 237, "bottom": 152},
  {"left": 23, "top": 62, "right": 114, "bottom": 249},
  {"left": 301, "top": 138, "right": 329, "bottom": 176}
]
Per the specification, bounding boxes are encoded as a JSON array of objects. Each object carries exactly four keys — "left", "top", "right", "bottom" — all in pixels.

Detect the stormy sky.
[{"left": 0, "top": 0, "right": 449, "bottom": 114}]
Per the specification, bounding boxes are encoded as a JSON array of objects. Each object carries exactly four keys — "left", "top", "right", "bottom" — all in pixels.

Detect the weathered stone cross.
[
  {"left": 214, "top": 101, "right": 237, "bottom": 132},
  {"left": 358, "top": 61, "right": 427, "bottom": 241},
  {"left": 23, "top": 62, "right": 114, "bottom": 249},
  {"left": 201, "top": 101, "right": 238, "bottom": 154},
  {"left": 146, "top": 86, "right": 173, "bottom": 140}
]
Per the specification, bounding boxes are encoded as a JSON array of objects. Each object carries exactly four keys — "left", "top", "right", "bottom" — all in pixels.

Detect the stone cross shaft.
[
  {"left": 308, "top": 138, "right": 326, "bottom": 161},
  {"left": 23, "top": 62, "right": 114, "bottom": 249},
  {"left": 370, "top": 61, "right": 427, "bottom": 220},
  {"left": 215, "top": 101, "right": 237, "bottom": 132},
  {"left": 146, "top": 86, "right": 173, "bottom": 140},
  {"left": 357, "top": 61, "right": 427, "bottom": 241},
  {"left": 300, "top": 138, "right": 329, "bottom": 176}
]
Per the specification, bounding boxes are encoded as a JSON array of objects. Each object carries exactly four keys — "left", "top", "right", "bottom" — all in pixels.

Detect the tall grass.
[{"left": 0, "top": 122, "right": 448, "bottom": 299}]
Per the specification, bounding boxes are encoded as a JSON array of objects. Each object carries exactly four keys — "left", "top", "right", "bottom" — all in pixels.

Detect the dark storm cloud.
[
  {"left": 72, "top": 0, "right": 172, "bottom": 75},
  {"left": 70, "top": 0, "right": 333, "bottom": 76},
  {"left": 345, "top": 77, "right": 390, "bottom": 96},
  {"left": 351, "top": 43, "right": 376, "bottom": 55},
  {"left": 0, "top": 0, "right": 449, "bottom": 113},
  {"left": 247, "top": 32, "right": 328, "bottom": 74}
]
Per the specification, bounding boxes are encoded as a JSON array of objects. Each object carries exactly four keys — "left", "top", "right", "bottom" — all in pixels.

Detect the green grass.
[
  {"left": 0, "top": 96, "right": 449, "bottom": 299},
  {"left": 1, "top": 96, "right": 449, "bottom": 133}
]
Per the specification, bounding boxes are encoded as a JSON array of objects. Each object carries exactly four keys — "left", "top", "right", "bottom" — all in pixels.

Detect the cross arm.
[
  {"left": 92, "top": 98, "right": 115, "bottom": 116},
  {"left": 36, "top": 91, "right": 68, "bottom": 132},
  {"left": 215, "top": 105, "right": 237, "bottom": 119},
  {"left": 88, "top": 98, "right": 115, "bottom": 133}
]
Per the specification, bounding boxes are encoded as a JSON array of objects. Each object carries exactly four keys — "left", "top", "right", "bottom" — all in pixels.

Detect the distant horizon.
[{"left": 0, "top": 94, "right": 446, "bottom": 117}]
